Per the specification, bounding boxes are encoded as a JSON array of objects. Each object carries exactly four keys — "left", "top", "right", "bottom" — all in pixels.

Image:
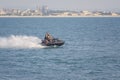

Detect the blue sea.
[{"left": 0, "top": 17, "right": 120, "bottom": 80}]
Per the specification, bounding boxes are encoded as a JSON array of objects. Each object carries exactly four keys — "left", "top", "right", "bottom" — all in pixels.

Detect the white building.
[{"left": 0, "top": 9, "right": 6, "bottom": 15}]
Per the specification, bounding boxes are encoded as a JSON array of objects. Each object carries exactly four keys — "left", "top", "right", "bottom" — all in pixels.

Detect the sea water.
[{"left": 0, "top": 17, "right": 120, "bottom": 80}]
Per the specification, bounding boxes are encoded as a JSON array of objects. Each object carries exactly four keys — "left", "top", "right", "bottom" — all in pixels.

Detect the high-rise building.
[{"left": 42, "top": 5, "right": 49, "bottom": 15}]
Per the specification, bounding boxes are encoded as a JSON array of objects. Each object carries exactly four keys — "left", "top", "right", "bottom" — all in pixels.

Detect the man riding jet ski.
[{"left": 42, "top": 33, "right": 64, "bottom": 46}]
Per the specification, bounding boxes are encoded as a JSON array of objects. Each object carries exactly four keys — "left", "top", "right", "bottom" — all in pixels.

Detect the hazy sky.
[{"left": 0, "top": 0, "right": 120, "bottom": 11}]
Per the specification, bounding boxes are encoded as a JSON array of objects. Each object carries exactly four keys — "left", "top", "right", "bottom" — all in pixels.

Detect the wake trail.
[{"left": 0, "top": 35, "right": 47, "bottom": 48}]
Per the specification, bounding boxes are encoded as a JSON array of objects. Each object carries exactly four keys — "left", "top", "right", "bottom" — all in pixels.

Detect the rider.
[{"left": 44, "top": 32, "right": 53, "bottom": 43}]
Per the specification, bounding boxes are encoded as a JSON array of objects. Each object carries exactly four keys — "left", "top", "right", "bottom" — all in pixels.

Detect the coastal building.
[
  {"left": 68, "top": 12, "right": 79, "bottom": 16},
  {"left": 93, "top": 11, "right": 102, "bottom": 16},
  {"left": 80, "top": 11, "right": 92, "bottom": 16},
  {"left": 0, "top": 9, "right": 6, "bottom": 15},
  {"left": 111, "top": 12, "right": 119, "bottom": 16}
]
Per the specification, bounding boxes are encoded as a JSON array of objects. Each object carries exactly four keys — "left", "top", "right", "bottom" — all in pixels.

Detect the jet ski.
[{"left": 41, "top": 33, "right": 65, "bottom": 46}]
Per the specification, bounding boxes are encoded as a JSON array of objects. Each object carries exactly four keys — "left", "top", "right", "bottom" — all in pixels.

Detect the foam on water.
[{"left": 0, "top": 35, "right": 46, "bottom": 48}]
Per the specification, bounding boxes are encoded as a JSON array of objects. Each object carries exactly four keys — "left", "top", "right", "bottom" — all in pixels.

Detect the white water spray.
[{"left": 0, "top": 35, "right": 46, "bottom": 48}]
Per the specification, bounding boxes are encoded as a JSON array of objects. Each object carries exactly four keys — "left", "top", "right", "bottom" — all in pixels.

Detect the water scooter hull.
[{"left": 42, "top": 38, "right": 64, "bottom": 46}]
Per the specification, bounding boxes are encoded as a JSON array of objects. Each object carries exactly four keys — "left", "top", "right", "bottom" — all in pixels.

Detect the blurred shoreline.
[{"left": 0, "top": 16, "right": 120, "bottom": 18}]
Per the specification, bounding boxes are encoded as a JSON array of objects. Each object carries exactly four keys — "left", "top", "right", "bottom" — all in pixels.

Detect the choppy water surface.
[{"left": 0, "top": 17, "right": 120, "bottom": 80}]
